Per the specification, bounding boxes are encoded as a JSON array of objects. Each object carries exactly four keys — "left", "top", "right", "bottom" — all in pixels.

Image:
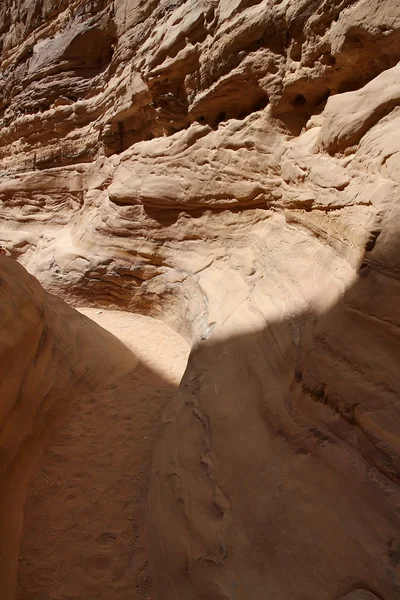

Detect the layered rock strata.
[{"left": 0, "top": 1, "right": 399, "bottom": 599}]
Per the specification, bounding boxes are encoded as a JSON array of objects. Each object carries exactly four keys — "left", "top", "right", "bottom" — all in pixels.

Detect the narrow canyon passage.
[{"left": 17, "top": 309, "right": 189, "bottom": 600}]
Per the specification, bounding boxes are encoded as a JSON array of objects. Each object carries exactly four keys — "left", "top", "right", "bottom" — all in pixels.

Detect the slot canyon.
[{"left": 0, "top": 1, "right": 399, "bottom": 599}]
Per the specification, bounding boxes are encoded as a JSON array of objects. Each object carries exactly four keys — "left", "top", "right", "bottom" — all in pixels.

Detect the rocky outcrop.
[{"left": 0, "top": 0, "right": 399, "bottom": 599}]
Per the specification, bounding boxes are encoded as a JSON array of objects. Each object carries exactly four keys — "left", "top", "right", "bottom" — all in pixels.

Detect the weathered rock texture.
[{"left": 0, "top": 0, "right": 399, "bottom": 599}]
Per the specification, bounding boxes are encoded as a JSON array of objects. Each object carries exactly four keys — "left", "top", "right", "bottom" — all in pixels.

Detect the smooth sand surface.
[{"left": 17, "top": 309, "right": 189, "bottom": 600}]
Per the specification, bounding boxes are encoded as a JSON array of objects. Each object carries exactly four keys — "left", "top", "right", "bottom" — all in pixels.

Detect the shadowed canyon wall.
[
  {"left": 0, "top": 0, "right": 399, "bottom": 599},
  {"left": 0, "top": 257, "right": 150, "bottom": 599}
]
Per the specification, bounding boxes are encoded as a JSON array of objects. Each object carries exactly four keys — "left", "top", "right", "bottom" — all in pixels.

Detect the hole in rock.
[
  {"left": 290, "top": 41, "right": 302, "bottom": 61},
  {"left": 253, "top": 95, "right": 270, "bottom": 111},
  {"left": 60, "top": 28, "right": 116, "bottom": 75},
  {"left": 321, "top": 52, "right": 336, "bottom": 66},
  {"left": 18, "top": 308, "right": 190, "bottom": 600},
  {"left": 205, "top": 6, "right": 215, "bottom": 23},
  {"left": 292, "top": 93, "right": 307, "bottom": 107}
]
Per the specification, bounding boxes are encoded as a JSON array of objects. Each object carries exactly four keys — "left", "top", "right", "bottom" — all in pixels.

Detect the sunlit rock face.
[{"left": 0, "top": 1, "right": 399, "bottom": 599}]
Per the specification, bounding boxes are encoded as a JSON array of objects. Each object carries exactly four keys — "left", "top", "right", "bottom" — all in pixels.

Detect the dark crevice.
[
  {"left": 365, "top": 230, "right": 381, "bottom": 253},
  {"left": 292, "top": 93, "right": 307, "bottom": 107}
]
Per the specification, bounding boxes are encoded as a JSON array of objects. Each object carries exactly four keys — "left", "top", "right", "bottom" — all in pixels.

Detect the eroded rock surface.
[{"left": 0, "top": 0, "right": 399, "bottom": 599}]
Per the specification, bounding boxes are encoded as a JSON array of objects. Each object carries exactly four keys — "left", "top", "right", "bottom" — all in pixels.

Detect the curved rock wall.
[
  {"left": 0, "top": 1, "right": 399, "bottom": 599},
  {"left": 0, "top": 257, "right": 142, "bottom": 599}
]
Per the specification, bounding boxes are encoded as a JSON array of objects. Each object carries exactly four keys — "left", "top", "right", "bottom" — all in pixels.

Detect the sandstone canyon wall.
[
  {"left": 0, "top": 1, "right": 400, "bottom": 599},
  {"left": 0, "top": 256, "right": 148, "bottom": 599}
]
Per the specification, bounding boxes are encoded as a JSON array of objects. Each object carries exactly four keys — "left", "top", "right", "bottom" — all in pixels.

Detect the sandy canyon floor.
[{"left": 17, "top": 309, "right": 189, "bottom": 600}]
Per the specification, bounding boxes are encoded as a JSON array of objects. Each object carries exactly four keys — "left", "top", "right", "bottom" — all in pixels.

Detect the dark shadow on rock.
[
  {"left": 17, "top": 350, "right": 183, "bottom": 600},
  {"left": 147, "top": 229, "right": 400, "bottom": 599}
]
